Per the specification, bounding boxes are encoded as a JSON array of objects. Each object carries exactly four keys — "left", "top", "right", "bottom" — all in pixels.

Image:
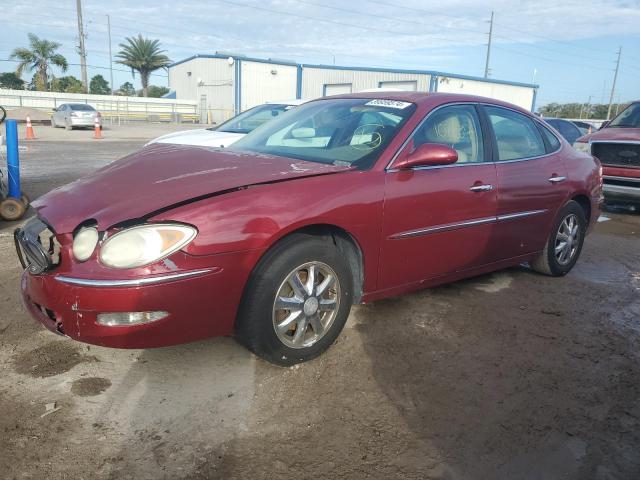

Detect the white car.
[{"left": 147, "top": 100, "right": 306, "bottom": 148}]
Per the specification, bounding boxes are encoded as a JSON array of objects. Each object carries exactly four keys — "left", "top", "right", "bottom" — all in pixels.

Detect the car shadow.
[{"left": 353, "top": 256, "right": 640, "bottom": 479}]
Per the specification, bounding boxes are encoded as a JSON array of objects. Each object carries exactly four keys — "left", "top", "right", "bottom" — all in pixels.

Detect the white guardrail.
[{"left": 0, "top": 88, "right": 200, "bottom": 124}]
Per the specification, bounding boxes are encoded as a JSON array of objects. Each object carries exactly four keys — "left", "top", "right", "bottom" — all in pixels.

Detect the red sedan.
[{"left": 15, "top": 93, "right": 602, "bottom": 365}]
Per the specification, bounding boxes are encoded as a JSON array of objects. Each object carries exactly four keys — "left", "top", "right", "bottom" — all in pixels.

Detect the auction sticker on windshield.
[{"left": 365, "top": 99, "right": 412, "bottom": 109}]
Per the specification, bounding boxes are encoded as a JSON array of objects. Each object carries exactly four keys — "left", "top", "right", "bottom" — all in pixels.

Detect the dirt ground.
[{"left": 1, "top": 131, "right": 639, "bottom": 479}]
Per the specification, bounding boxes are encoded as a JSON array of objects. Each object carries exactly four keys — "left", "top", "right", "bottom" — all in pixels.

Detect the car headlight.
[
  {"left": 573, "top": 141, "right": 591, "bottom": 154},
  {"left": 99, "top": 224, "right": 197, "bottom": 269},
  {"left": 73, "top": 227, "right": 99, "bottom": 262}
]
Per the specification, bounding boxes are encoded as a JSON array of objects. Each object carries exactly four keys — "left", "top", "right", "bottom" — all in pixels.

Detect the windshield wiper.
[{"left": 609, "top": 123, "right": 639, "bottom": 128}]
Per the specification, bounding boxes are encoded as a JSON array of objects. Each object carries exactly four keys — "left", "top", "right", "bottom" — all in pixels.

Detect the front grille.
[
  {"left": 14, "top": 218, "right": 61, "bottom": 274},
  {"left": 592, "top": 142, "right": 640, "bottom": 168},
  {"left": 604, "top": 177, "right": 640, "bottom": 189}
]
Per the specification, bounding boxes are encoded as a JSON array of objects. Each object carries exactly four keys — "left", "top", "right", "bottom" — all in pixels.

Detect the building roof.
[{"left": 168, "top": 53, "right": 539, "bottom": 90}]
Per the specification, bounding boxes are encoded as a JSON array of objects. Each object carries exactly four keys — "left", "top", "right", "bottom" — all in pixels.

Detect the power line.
[
  {"left": 208, "top": 0, "right": 458, "bottom": 42},
  {"left": 0, "top": 58, "right": 167, "bottom": 77}
]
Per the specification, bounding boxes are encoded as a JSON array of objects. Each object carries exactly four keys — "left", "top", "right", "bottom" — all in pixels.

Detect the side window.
[
  {"left": 486, "top": 106, "right": 546, "bottom": 161},
  {"left": 414, "top": 104, "right": 485, "bottom": 163},
  {"left": 538, "top": 123, "right": 561, "bottom": 152}
]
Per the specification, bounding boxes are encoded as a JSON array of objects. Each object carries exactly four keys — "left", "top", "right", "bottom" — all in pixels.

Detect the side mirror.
[{"left": 393, "top": 143, "right": 458, "bottom": 170}]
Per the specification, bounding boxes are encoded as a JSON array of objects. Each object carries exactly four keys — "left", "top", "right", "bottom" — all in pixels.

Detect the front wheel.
[
  {"left": 236, "top": 233, "right": 353, "bottom": 366},
  {"left": 531, "top": 200, "right": 586, "bottom": 276}
]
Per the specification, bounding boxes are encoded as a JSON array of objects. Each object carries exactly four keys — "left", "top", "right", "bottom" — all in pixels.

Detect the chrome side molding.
[
  {"left": 54, "top": 268, "right": 217, "bottom": 287},
  {"left": 391, "top": 209, "right": 548, "bottom": 239}
]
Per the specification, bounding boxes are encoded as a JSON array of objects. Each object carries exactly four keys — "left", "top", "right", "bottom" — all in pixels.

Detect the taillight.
[{"left": 70, "top": 111, "right": 79, "bottom": 117}]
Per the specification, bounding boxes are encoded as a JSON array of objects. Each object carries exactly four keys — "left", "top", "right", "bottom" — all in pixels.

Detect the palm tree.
[
  {"left": 10, "top": 33, "right": 68, "bottom": 91},
  {"left": 115, "top": 35, "right": 171, "bottom": 97}
]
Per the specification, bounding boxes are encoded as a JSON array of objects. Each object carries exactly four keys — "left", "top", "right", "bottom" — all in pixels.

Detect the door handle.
[
  {"left": 470, "top": 184, "right": 494, "bottom": 192},
  {"left": 548, "top": 176, "right": 566, "bottom": 183}
]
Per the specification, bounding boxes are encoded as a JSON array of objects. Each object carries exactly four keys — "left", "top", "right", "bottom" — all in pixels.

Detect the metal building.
[{"left": 168, "top": 53, "right": 538, "bottom": 124}]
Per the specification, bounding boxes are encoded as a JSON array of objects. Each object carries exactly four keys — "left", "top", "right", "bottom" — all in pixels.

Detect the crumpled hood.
[
  {"left": 33, "top": 144, "right": 350, "bottom": 233},
  {"left": 580, "top": 127, "right": 640, "bottom": 143},
  {"left": 147, "top": 128, "right": 245, "bottom": 147}
]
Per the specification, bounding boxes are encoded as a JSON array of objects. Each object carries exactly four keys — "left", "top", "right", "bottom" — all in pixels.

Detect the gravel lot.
[{"left": 1, "top": 128, "right": 639, "bottom": 479}]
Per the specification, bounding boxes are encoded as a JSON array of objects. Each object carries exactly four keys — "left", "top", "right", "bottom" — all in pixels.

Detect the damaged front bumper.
[{"left": 15, "top": 217, "right": 263, "bottom": 348}]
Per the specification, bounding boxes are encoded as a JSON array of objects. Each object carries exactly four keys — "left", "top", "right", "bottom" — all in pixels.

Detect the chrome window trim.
[
  {"left": 386, "top": 102, "right": 562, "bottom": 172},
  {"left": 590, "top": 140, "right": 640, "bottom": 145},
  {"left": 54, "top": 268, "right": 215, "bottom": 287},
  {"left": 389, "top": 209, "right": 547, "bottom": 239}
]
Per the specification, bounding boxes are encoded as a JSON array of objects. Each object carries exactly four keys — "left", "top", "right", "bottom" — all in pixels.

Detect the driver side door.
[{"left": 378, "top": 103, "right": 498, "bottom": 290}]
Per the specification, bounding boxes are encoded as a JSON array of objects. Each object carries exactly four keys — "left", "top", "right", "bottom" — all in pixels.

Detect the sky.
[{"left": 1, "top": 0, "right": 639, "bottom": 108}]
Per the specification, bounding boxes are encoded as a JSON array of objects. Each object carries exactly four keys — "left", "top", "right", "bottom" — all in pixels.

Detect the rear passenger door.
[{"left": 482, "top": 105, "right": 569, "bottom": 261}]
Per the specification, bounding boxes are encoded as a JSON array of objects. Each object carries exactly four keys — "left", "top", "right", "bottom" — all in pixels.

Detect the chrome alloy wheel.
[
  {"left": 555, "top": 213, "right": 580, "bottom": 265},
  {"left": 272, "top": 261, "right": 340, "bottom": 349}
]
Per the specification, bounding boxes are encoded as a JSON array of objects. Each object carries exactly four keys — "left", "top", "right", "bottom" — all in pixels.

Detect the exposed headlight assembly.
[
  {"left": 573, "top": 141, "right": 591, "bottom": 154},
  {"left": 99, "top": 224, "right": 197, "bottom": 269},
  {"left": 72, "top": 227, "right": 99, "bottom": 262}
]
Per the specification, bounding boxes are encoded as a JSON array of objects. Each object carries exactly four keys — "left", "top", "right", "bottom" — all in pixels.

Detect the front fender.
[{"left": 152, "top": 170, "right": 385, "bottom": 292}]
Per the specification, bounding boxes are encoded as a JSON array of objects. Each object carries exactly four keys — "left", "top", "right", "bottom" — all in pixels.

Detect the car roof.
[{"left": 314, "top": 91, "right": 533, "bottom": 114}]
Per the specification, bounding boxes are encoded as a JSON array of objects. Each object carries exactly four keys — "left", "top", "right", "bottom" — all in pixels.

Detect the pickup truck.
[{"left": 574, "top": 101, "right": 640, "bottom": 206}]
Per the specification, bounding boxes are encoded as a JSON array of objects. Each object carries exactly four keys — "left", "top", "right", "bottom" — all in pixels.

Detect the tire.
[
  {"left": 531, "top": 200, "right": 586, "bottom": 276},
  {"left": 236, "top": 233, "right": 354, "bottom": 366},
  {"left": 0, "top": 197, "right": 27, "bottom": 221}
]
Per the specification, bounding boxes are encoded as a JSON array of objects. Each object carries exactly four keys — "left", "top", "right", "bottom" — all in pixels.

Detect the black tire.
[
  {"left": 531, "top": 200, "right": 586, "bottom": 276},
  {"left": 236, "top": 233, "right": 354, "bottom": 366}
]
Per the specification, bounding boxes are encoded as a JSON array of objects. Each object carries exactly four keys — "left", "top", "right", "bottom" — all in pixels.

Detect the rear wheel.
[
  {"left": 531, "top": 200, "right": 586, "bottom": 276},
  {"left": 0, "top": 197, "right": 27, "bottom": 221},
  {"left": 236, "top": 233, "right": 353, "bottom": 366}
]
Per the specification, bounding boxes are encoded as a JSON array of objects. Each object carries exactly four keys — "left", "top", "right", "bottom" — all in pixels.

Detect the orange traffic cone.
[
  {"left": 25, "top": 116, "right": 36, "bottom": 140},
  {"left": 93, "top": 117, "right": 102, "bottom": 139}
]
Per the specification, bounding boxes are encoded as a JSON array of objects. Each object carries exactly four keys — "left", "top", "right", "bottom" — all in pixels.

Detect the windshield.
[
  {"left": 212, "top": 103, "right": 293, "bottom": 134},
  {"left": 230, "top": 98, "right": 416, "bottom": 169},
  {"left": 608, "top": 103, "right": 640, "bottom": 128},
  {"left": 69, "top": 104, "right": 95, "bottom": 111}
]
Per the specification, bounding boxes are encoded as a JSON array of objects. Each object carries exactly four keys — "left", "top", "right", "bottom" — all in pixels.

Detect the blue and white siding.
[{"left": 168, "top": 53, "right": 539, "bottom": 122}]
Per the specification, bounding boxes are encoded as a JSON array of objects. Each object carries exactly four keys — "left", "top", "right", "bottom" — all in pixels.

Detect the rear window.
[
  {"left": 69, "top": 104, "right": 95, "bottom": 111},
  {"left": 538, "top": 123, "right": 562, "bottom": 152}
]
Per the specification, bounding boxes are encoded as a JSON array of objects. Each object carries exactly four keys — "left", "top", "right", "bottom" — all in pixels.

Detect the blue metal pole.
[{"left": 5, "top": 119, "right": 20, "bottom": 199}]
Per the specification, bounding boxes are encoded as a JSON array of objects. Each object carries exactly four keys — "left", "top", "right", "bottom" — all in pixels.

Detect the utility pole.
[
  {"left": 580, "top": 95, "right": 592, "bottom": 119},
  {"left": 606, "top": 47, "right": 621, "bottom": 120},
  {"left": 106, "top": 14, "right": 114, "bottom": 95},
  {"left": 75, "top": 0, "right": 88, "bottom": 93},
  {"left": 484, "top": 11, "right": 494, "bottom": 78}
]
